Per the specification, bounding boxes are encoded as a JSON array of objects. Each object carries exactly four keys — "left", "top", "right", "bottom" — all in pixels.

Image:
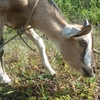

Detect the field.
[{"left": 0, "top": 0, "right": 100, "bottom": 100}]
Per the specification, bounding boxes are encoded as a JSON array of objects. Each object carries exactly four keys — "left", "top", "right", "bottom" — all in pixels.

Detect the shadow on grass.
[
  {"left": 0, "top": 85, "right": 38, "bottom": 100},
  {"left": 0, "top": 76, "right": 60, "bottom": 100}
]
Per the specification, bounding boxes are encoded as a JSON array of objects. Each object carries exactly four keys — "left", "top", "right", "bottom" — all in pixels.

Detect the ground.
[{"left": 0, "top": 27, "right": 100, "bottom": 100}]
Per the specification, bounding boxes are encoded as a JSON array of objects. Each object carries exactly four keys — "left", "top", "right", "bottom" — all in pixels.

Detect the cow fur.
[{"left": 0, "top": 0, "right": 95, "bottom": 83}]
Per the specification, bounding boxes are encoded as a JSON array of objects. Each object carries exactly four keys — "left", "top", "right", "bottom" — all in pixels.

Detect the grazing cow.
[{"left": 0, "top": 0, "right": 96, "bottom": 83}]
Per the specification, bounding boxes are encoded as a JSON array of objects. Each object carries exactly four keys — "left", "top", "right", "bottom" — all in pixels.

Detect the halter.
[{"left": 0, "top": 0, "right": 40, "bottom": 51}]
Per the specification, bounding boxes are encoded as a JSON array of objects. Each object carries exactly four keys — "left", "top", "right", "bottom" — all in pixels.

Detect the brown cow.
[{"left": 0, "top": 0, "right": 96, "bottom": 83}]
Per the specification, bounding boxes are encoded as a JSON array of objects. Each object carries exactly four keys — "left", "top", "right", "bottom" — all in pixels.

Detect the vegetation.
[
  {"left": 0, "top": 0, "right": 100, "bottom": 100},
  {"left": 55, "top": 0, "right": 100, "bottom": 24}
]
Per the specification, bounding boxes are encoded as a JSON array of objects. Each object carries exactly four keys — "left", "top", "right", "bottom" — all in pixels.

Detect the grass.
[
  {"left": 0, "top": 0, "right": 100, "bottom": 99},
  {"left": 0, "top": 27, "right": 99, "bottom": 100},
  {"left": 55, "top": 0, "right": 100, "bottom": 24}
]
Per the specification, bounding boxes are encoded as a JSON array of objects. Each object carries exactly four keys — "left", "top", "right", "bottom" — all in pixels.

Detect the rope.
[
  {"left": 18, "top": 0, "right": 40, "bottom": 51},
  {"left": 23, "top": 0, "right": 39, "bottom": 29},
  {"left": 0, "top": 0, "right": 39, "bottom": 51},
  {"left": 0, "top": 34, "right": 18, "bottom": 52},
  {"left": 19, "top": 35, "right": 36, "bottom": 52}
]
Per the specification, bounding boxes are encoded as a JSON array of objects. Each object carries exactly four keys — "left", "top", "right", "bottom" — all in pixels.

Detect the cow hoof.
[
  {"left": 45, "top": 69, "right": 56, "bottom": 76},
  {"left": 50, "top": 70, "right": 56, "bottom": 76},
  {"left": 0, "top": 73, "right": 11, "bottom": 83}
]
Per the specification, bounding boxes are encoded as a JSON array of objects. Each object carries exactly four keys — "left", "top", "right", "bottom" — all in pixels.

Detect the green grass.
[
  {"left": 0, "top": 27, "right": 99, "bottom": 100},
  {"left": 0, "top": 0, "right": 100, "bottom": 99},
  {"left": 55, "top": 0, "right": 100, "bottom": 24}
]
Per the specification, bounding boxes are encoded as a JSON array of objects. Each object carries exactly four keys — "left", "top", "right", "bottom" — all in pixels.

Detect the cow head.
[{"left": 59, "top": 20, "right": 96, "bottom": 77}]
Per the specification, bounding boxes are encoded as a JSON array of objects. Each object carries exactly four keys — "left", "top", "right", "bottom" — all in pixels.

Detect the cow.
[{"left": 0, "top": 0, "right": 96, "bottom": 83}]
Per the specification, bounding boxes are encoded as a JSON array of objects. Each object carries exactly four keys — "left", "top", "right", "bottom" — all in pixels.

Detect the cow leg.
[
  {"left": 25, "top": 28, "right": 56, "bottom": 75},
  {"left": 0, "top": 39, "right": 11, "bottom": 83},
  {"left": 0, "top": 14, "right": 11, "bottom": 83}
]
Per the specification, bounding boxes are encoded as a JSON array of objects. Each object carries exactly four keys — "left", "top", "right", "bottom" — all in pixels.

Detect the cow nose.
[
  {"left": 93, "top": 67, "right": 96, "bottom": 74},
  {"left": 82, "top": 67, "right": 95, "bottom": 77}
]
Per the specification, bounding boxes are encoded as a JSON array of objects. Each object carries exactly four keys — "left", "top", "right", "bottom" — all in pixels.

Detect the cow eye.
[{"left": 79, "top": 39, "right": 87, "bottom": 47}]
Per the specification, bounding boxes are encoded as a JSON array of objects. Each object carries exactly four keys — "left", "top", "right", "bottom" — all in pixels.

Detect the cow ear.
[
  {"left": 62, "top": 25, "right": 92, "bottom": 38},
  {"left": 73, "top": 25, "right": 92, "bottom": 37},
  {"left": 62, "top": 25, "right": 81, "bottom": 38}
]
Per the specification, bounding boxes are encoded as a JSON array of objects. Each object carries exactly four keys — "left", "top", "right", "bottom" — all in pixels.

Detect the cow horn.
[
  {"left": 83, "top": 19, "right": 89, "bottom": 27},
  {"left": 93, "top": 48, "right": 100, "bottom": 53}
]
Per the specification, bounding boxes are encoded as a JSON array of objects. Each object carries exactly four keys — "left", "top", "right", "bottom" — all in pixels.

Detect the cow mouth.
[{"left": 81, "top": 67, "right": 95, "bottom": 77}]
